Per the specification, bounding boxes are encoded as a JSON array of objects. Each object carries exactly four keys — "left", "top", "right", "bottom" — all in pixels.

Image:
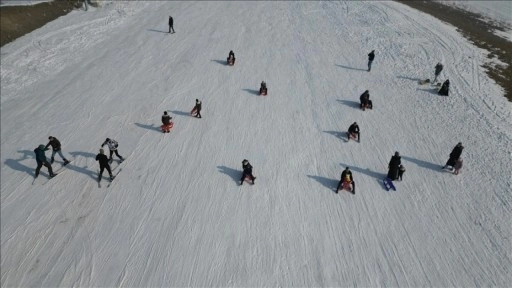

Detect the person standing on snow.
[
  {"left": 433, "top": 62, "right": 443, "bottom": 83},
  {"left": 387, "top": 151, "right": 401, "bottom": 180},
  {"left": 192, "top": 99, "right": 202, "bottom": 118},
  {"left": 367, "top": 50, "right": 375, "bottom": 72},
  {"left": 443, "top": 142, "right": 463, "bottom": 170},
  {"left": 168, "top": 16, "right": 175, "bottom": 33},
  {"left": 228, "top": 50, "right": 235, "bottom": 64},
  {"left": 438, "top": 79, "right": 450, "bottom": 96},
  {"left": 240, "top": 159, "right": 256, "bottom": 185},
  {"left": 101, "top": 138, "right": 124, "bottom": 163},
  {"left": 45, "top": 136, "right": 70, "bottom": 165},
  {"left": 96, "top": 148, "right": 114, "bottom": 181},
  {"left": 34, "top": 144, "right": 55, "bottom": 178}
]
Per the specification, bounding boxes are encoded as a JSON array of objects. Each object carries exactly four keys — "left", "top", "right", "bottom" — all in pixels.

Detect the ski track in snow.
[{"left": 1, "top": 1, "right": 511, "bottom": 286}]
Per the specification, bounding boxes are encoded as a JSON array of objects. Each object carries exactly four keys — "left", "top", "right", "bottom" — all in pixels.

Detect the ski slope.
[{"left": 1, "top": 1, "right": 511, "bottom": 286}]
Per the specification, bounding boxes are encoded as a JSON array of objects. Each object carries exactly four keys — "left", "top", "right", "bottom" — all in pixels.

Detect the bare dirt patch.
[
  {"left": 1, "top": 0, "right": 83, "bottom": 47},
  {"left": 396, "top": 1, "right": 512, "bottom": 102}
]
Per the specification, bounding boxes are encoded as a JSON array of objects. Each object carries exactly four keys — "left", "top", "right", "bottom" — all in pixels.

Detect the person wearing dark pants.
[
  {"left": 240, "top": 159, "right": 256, "bottom": 185},
  {"left": 101, "top": 138, "right": 124, "bottom": 163},
  {"left": 193, "top": 99, "right": 202, "bottom": 118},
  {"left": 443, "top": 142, "right": 463, "bottom": 170},
  {"left": 387, "top": 151, "right": 401, "bottom": 180},
  {"left": 367, "top": 50, "right": 375, "bottom": 72},
  {"left": 336, "top": 167, "right": 355, "bottom": 194},
  {"left": 34, "top": 144, "right": 55, "bottom": 178},
  {"left": 168, "top": 16, "right": 175, "bottom": 33},
  {"left": 398, "top": 165, "right": 406, "bottom": 181},
  {"left": 45, "top": 136, "right": 70, "bottom": 165},
  {"left": 96, "top": 148, "right": 114, "bottom": 181}
]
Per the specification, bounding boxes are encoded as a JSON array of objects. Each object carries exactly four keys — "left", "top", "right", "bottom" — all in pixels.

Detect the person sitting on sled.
[{"left": 161, "top": 111, "right": 173, "bottom": 133}]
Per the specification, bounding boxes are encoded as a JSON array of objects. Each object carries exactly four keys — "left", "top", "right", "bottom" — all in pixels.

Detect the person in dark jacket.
[
  {"left": 348, "top": 122, "right": 360, "bottom": 142},
  {"left": 433, "top": 62, "right": 443, "bottom": 83},
  {"left": 367, "top": 50, "right": 375, "bottom": 71},
  {"left": 45, "top": 136, "right": 70, "bottom": 165},
  {"left": 387, "top": 151, "right": 401, "bottom": 180},
  {"left": 260, "top": 81, "right": 267, "bottom": 95},
  {"left": 101, "top": 138, "right": 124, "bottom": 163},
  {"left": 443, "top": 142, "right": 464, "bottom": 170},
  {"left": 398, "top": 165, "right": 406, "bottom": 181},
  {"left": 34, "top": 144, "right": 55, "bottom": 178},
  {"left": 168, "top": 16, "right": 175, "bottom": 33},
  {"left": 191, "top": 99, "right": 202, "bottom": 118},
  {"left": 359, "top": 90, "right": 372, "bottom": 110},
  {"left": 227, "top": 50, "right": 235, "bottom": 64},
  {"left": 438, "top": 79, "right": 450, "bottom": 96},
  {"left": 336, "top": 167, "right": 355, "bottom": 194},
  {"left": 161, "top": 111, "right": 173, "bottom": 133},
  {"left": 96, "top": 148, "right": 114, "bottom": 181},
  {"left": 240, "top": 159, "right": 256, "bottom": 185}
]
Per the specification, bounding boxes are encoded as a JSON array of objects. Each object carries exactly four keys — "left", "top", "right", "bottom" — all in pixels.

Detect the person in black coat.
[
  {"left": 45, "top": 136, "right": 70, "bottom": 165},
  {"left": 161, "top": 111, "right": 173, "bottom": 133},
  {"left": 359, "top": 90, "right": 372, "bottom": 110},
  {"left": 336, "top": 167, "right": 355, "bottom": 194},
  {"left": 443, "top": 142, "right": 464, "bottom": 170},
  {"left": 348, "top": 122, "right": 360, "bottom": 141},
  {"left": 168, "top": 16, "right": 175, "bottom": 33},
  {"left": 96, "top": 148, "right": 114, "bottom": 181},
  {"left": 34, "top": 144, "right": 55, "bottom": 178},
  {"left": 192, "top": 99, "right": 202, "bottom": 118},
  {"left": 433, "top": 62, "right": 443, "bottom": 83},
  {"left": 387, "top": 151, "right": 401, "bottom": 180},
  {"left": 367, "top": 50, "right": 375, "bottom": 71},
  {"left": 438, "top": 79, "right": 450, "bottom": 96},
  {"left": 227, "top": 50, "right": 235, "bottom": 64},
  {"left": 240, "top": 159, "right": 256, "bottom": 185}
]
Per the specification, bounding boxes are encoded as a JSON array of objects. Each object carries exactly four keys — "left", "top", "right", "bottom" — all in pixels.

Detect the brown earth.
[
  {"left": 396, "top": 1, "right": 512, "bottom": 102},
  {"left": 0, "top": 0, "right": 83, "bottom": 47}
]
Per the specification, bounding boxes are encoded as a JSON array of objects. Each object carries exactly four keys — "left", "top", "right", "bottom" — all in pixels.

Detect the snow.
[
  {"left": 1, "top": 1, "right": 511, "bottom": 286},
  {"left": 436, "top": 0, "right": 512, "bottom": 41}
]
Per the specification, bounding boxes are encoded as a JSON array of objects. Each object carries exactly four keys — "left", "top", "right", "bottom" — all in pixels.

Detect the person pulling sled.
[
  {"left": 359, "top": 90, "right": 372, "bottom": 111},
  {"left": 191, "top": 99, "right": 202, "bottom": 118},
  {"left": 227, "top": 50, "right": 235, "bottom": 65},
  {"left": 259, "top": 81, "right": 267, "bottom": 96},
  {"left": 336, "top": 167, "right": 355, "bottom": 194},
  {"left": 347, "top": 122, "right": 360, "bottom": 142},
  {"left": 240, "top": 159, "right": 256, "bottom": 185},
  {"left": 161, "top": 111, "right": 174, "bottom": 133}
]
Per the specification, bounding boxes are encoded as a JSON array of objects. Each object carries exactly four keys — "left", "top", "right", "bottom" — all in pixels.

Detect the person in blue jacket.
[{"left": 34, "top": 144, "right": 55, "bottom": 178}]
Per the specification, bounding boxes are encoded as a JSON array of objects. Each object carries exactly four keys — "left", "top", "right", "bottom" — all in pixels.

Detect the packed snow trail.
[{"left": 1, "top": 1, "right": 511, "bottom": 286}]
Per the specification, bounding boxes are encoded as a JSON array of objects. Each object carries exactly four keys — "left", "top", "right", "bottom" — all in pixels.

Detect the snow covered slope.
[{"left": 1, "top": 1, "right": 511, "bottom": 286}]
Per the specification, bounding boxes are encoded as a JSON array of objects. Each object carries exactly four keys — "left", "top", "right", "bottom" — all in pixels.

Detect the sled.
[
  {"left": 383, "top": 178, "right": 396, "bottom": 191},
  {"left": 346, "top": 132, "right": 359, "bottom": 142},
  {"left": 161, "top": 122, "right": 174, "bottom": 133}
]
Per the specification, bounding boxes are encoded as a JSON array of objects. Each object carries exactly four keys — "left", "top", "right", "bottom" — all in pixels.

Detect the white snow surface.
[
  {"left": 1, "top": 1, "right": 511, "bottom": 287},
  {"left": 437, "top": 0, "right": 512, "bottom": 27},
  {"left": 0, "top": 0, "right": 52, "bottom": 7}
]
